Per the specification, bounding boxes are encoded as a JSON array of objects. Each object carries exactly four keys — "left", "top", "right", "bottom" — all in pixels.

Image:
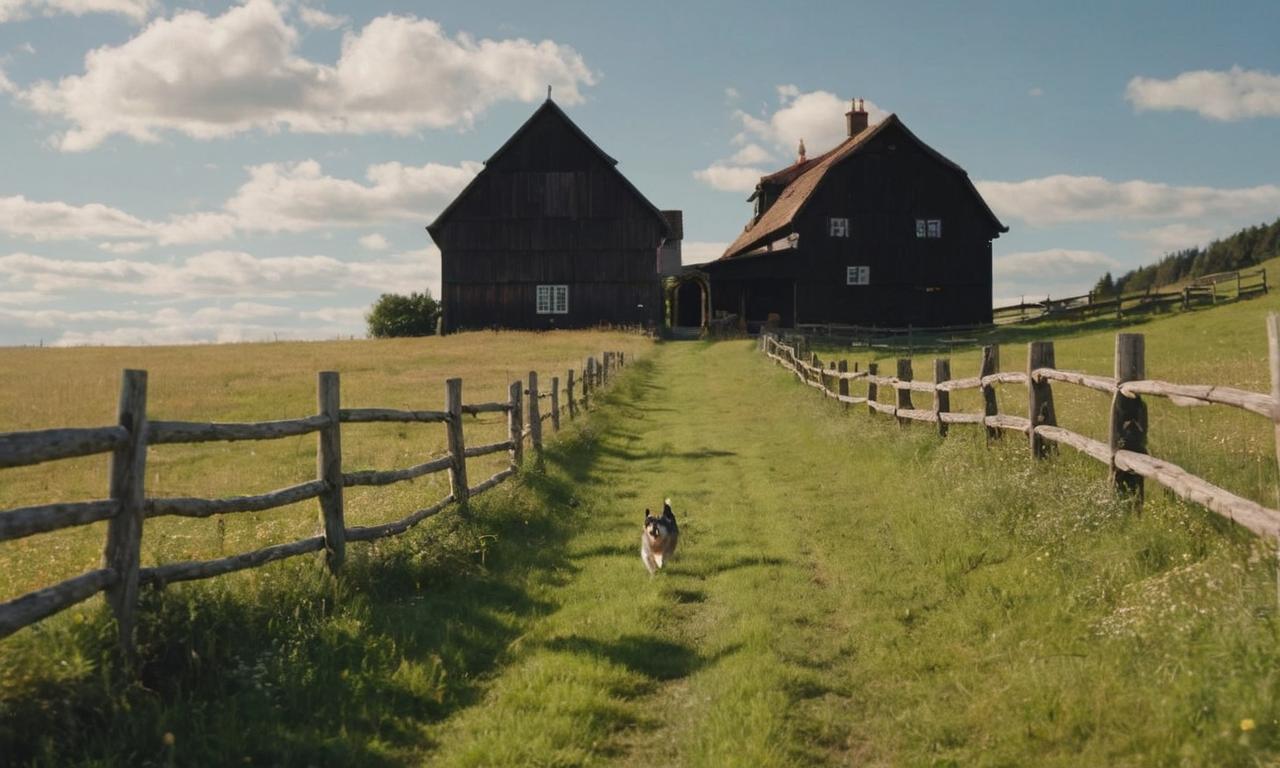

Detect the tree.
[
  {"left": 366, "top": 291, "right": 441, "bottom": 338},
  {"left": 1092, "top": 272, "right": 1115, "bottom": 296}
]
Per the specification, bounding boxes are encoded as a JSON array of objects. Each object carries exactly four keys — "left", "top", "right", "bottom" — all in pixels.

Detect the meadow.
[{"left": 3, "top": 300, "right": 1280, "bottom": 765}]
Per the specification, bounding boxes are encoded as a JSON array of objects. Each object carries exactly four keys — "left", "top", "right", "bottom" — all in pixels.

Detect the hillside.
[{"left": 1096, "top": 215, "right": 1280, "bottom": 295}]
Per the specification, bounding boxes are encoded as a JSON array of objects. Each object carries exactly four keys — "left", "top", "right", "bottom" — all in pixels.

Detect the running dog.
[{"left": 641, "top": 498, "right": 679, "bottom": 575}]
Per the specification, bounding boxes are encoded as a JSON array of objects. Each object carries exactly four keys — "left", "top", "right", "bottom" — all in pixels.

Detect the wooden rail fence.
[
  {"left": 0, "top": 350, "right": 629, "bottom": 656},
  {"left": 761, "top": 317, "right": 1280, "bottom": 541}
]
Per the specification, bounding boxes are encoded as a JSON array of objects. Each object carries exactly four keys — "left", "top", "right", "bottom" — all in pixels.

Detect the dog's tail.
[{"left": 663, "top": 497, "right": 674, "bottom": 520}]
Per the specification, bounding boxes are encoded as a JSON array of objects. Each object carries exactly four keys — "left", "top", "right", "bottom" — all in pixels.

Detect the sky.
[{"left": 0, "top": 0, "right": 1278, "bottom": 346}]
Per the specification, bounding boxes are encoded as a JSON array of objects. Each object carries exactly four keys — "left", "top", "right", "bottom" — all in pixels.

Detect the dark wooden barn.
[
  {"left": 698, "top": 100, "right": 1007, "bottom": 330},
  {"left": 428, "top": 98, "right": 676, "bottom": 333}
]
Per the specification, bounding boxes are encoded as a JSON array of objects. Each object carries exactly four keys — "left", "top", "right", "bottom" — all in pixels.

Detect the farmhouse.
[
  {"left": 428, "top": 97, "right": 679, "bottom": 333},
  {"left": 688, "top": 100, "right": 1007, "bottom": 330}
]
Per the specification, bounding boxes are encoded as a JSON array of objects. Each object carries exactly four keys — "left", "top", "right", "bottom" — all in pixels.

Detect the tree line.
[{"left": 1093, "top": 216, "right": 1280, "bottom": 296}]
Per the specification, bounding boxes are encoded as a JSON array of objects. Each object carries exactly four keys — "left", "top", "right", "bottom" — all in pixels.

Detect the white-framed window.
[
  {"left": 536, "top": 284, "right": 569, "bottom": 314},
  {"left": 915, "top": 218, "right": 943, "bottom": 238},
  {"left": 846, "top": 266, "right": 870, "bottom": 285},
  {"left": 829, "top": 217, "right": 850, "bottom": 237}
]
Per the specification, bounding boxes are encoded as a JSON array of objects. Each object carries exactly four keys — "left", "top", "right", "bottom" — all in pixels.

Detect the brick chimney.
[{"left": 845, "top": 97, "right": 868, "bottom": 137}]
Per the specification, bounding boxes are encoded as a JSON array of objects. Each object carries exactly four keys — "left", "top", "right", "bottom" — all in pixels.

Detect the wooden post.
[
  {"left": 620, "top": 351, "right": 625, "bottom": 368},
  {"left": 1269, "top": 314, "right": 1280, "bottom": 509},
  {"left": 867, "top": 362, "right": 879, "bottom": 416},
  {"left": 508, "top": 379, "right": 523, "bottom": 469},
  {"left": 550, "top": 375, "right": 561, "bottom": 432},
  {"left": 583, "top": 357, "right": 592, "bottom": 409},
  {"left": 103, "top": 368, "right": 147, "bottom": 662},
  {"left": 602, "top": 353, "right": 610, "bottom": 385},
  {"left": 566, "top": 369, "right": 577, "bottom": 419},
  {"left": 1110, "top": 333, "right": 1147, "bottom": 500},
  {"left": 981, "top": 345, "right": 1001, "bottom": 442},
  {"left": 934, "top": 358, "right": 950, "bottom": 438},
  {"left": 528, "top": 371, "right": 542, "bottom": 454},
  {"left": 316, "top": 371, "right": 345, "bottom": 572},
  {"left": 446, "top": 378, "right": 469, "bottom": 503},
  {"left": 896, "top": 358, "right": 913, "bottom": 426},
  {"left": 1028, "top": 341, "right": 1057, "bottom": 459},
  {"left": 838, "top": 360, "right": 850, "bottom": 412}
]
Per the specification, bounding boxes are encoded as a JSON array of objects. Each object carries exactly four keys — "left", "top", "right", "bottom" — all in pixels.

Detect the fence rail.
[
  {"left": 0, "top": 349, "right": 629, "bottom": 655},
  {"left": 761, "top": 316, "right": 1280, "bottom": 541}
]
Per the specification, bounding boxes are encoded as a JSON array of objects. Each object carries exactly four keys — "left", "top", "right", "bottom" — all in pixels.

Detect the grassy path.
[{"left": 420, "top": 339, "right": 1280, "bottom": 766}]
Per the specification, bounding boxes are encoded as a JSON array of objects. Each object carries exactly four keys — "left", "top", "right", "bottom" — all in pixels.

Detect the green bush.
[{"left": 366, "top": 291, "right": 440, "bottom": 338}]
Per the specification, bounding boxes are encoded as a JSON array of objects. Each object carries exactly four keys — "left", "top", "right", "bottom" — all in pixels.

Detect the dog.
[{"left": 641, "top": 498, "right": 679, "bottom": 575}]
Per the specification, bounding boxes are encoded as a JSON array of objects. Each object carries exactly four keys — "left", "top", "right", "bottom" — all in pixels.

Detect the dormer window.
[{"left": 829, "top": 217, "right": 849, "bottom": 237}]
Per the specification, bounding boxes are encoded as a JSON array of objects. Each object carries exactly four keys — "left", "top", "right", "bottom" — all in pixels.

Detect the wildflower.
[
  {"left": 1241, "top": 718, "right": 1256, "bottom": 732},
  {"left": 163, "top": 732, "right": 176, "bottom": 746}
]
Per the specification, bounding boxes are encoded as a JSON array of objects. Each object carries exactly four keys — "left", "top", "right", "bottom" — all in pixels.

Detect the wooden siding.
[{"left": 433, "top": 103, "right": 667, "bottom": 333}]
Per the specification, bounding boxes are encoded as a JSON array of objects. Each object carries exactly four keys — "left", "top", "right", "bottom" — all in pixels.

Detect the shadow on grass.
[
  {"left": 540, "top": 635, "right": 742, "bottom": 683},
  {"left": 0, "top": 359, "right": 657, "bottom": 768}
]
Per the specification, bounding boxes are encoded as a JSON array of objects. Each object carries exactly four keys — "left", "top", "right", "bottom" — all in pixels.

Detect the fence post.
[
  {"left": 1028, "top": 342, "right": 1057, "bottom": 459},
  {"left": 550, "top": 375, "right": 561, "bottom": 432},
  {"left": 1110, "top": 333, "right": 1147, "bottom": 500},
  {"left": 1270, "top": 314, "right": 1280, "bottom": 508},
  {"left": 934, "top": 358, "right": 950, "bottom": 438},
  {"left": 620, "top": 351, "right": 625, "bottom": 368},
  {"left": 316, "top": 371, "right": 345, "bottom": 573},
  {"left": 838, "top": 360, "right": 850, "bottom": 411},
  {"left": 566, "top": 369, "right": 577, "bottom": 419},
  {"left": 896, "top": 358, "right": 913, "bottom": 426},
  {"left": 981, "top": 345, "right": 1001, "bottom": 443},
  {"left": 583, "top": 357, "right": 592, "bottom": 409},
  {"left": 446, "top": 378, "right": 469, "bottom": 503},
  {"left": 601, "top": 353, "right": 610, "bottom": 385},
  {"left": 867, "top": 362, "right": 879, "bottom": 416},
  {"left": 103, "top": 368, "right": 147, "bottom": 663},
  {"left": 508, "top": 379, "right": 523, "bottom": 469},
  {"left": 528, "top": 370, "right": 543, "bottom": 455}
]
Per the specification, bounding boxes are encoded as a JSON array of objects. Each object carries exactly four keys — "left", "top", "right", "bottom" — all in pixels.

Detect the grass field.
[
  {"left": 4, "top": 300, "right": 1280, "bottom": 765},
  {"left": 0, "top": 330, "right": 651, "bottom": 603}
]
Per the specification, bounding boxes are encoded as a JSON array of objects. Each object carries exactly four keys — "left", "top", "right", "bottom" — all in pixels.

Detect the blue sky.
[{"left": 1, "top": 0, "right": 1278, "bottom": 345}]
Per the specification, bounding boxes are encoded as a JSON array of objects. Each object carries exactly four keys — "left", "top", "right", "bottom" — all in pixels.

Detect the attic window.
[
  {"left": 915, "top": 219, "right": 942, "bottom": 238},
  {"left": 829, "top": 217, "right": 849, "bottom": 237},
  {"left": 846, "top": 266, "right": 870, "bottom": 285},
  {"left": 536, "top": 285, "right": 569, "bottom": 314}
]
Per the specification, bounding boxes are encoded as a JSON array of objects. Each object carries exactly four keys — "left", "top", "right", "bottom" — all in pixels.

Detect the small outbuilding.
[
  {"left": 428, "top": 98, "right": 678, "bottom": 333},
  {"left": 699, "top": 99, "right": 1007, "bottom": 330}
]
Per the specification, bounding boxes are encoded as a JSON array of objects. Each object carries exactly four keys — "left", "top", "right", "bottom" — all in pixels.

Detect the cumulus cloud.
[
  {"left": 994, "top": 249, "right": 1118, "bottom": 279},
  {"left": 694, "top": 86, "right": 887, "bottom": 193},
  {"left": 692, "top": 164, "right": 768, "bottom": 194},
  {"left": 1120, "top": 223, "right": 1218, "bottom": 254},
  {"left": 0, "top": 158, "right": 477, "bottom": 245},
  {"left": 358, "top": 233, "right": 388, "bottom": 250},
  {"left": 296, "top": 4, "right": 346, "bottom": 30},
  {"left": 0, "top": 249, "right": 438, "bottom": 299},
  {"left": 16, "top": 0, "right": 597, "bottom": 151},
  {"left": 976, "top": 174, "right": 1280, "bottom": 226},
  {"left": 1127, "top": 66, "right": 1280, "bottom": 121},
  {"left": 226, "top": 158, "right": 481, "bottom": 232},
  {"left": 0, "top": 0, "right": 154, "bottom": 24}
]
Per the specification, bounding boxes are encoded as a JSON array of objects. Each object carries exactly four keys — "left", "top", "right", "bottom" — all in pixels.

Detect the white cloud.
[
  {"left": 226, "top": 158, "right": 480, "bottom": 232},
  {"left": 1029, "top": 86, "right": 1043, "bottom": 97},
  {"left": 994, "top": 249, "right": 1118, "bottom": 279},
  {"left": 0, "top": 67, "right": 14, "bottom": 94},
  {"left": 17, "top": 0, "right": 597, "bottom": 151},
  {"left": 1127, "top": 66, "right": 1280, "bottom": 121},
  {"left": 681, "top": 241, "right": 728, "bottom": 265},
  {"left": 724, "top": 86, "right": 739, "bottom": 102},
  {"left": 358, "top": 233, "right": 388, "bottom": 250},
  {"left": 976, "top": 174, "right": 1280, "bottom": 226},
  {"left": 1120, "top": 223, "right": 1217, "bottom": 254},
  {"left": 692, "top": 163, "right": 767, "bottom": 193},
  {"left": 299, "top": 306, "right": 366, "bottom": 324},
  {"left": 297, "top": 5, "right": 346, "bottom": 30},
  {"left": 695, "top": 87, "right": 888, "bottom": 193},
  {"left": 0, "top": 0, "right": 154, "bottom": 24},
  {"left": 0, "top": 248, "right": 438, "bottom": 300},
  {"left": 0, "top": 158, "right": 477, "bottom": 245}
]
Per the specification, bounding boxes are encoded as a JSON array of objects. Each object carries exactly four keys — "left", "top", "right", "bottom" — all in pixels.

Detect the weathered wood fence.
[
  {"left": 762, "top": 317, "right": 1280, "bottom": 540},
  {"left": 0, "top": 350, "right": 630, "bottom": 654}
]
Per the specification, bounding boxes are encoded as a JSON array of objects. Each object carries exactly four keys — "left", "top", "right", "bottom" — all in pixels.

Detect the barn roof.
[
  {"left": 720, "top": 114, "right": 1007, "bottom": 260},
  {"left": 427, "top": 99, "right": 671, "bottom": 241}
]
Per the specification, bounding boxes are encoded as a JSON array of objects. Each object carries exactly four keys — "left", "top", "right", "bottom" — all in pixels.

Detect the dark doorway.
[{"left": 676, "top": 280, "right": 704, "bottom": 327}]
